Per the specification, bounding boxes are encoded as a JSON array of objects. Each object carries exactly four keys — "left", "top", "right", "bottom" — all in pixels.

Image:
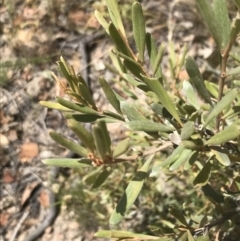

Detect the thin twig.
[
  {"left": 216, "top": 39, "right": 235, "bottom": 130},
  {"left": 10, "top": 210, "right": 30, "bottom": 241}
]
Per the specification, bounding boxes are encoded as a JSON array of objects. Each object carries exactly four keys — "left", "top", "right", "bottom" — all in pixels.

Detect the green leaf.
[
  {"left": 64, "top": 113, "right": 104, "bottom": 122},
  {"left": 212, "top": 0, "right": 231, "bottom": 48},
  {"left": 39, "top": 101, "right": 72, "bottom": 111},
  {"left": 180, "top": 121, "right": 195, "bottom": 140},
  {"left": 109, "top": 155, "right": 154, "bottom": 225},
  {"left": 204, "top": 89, "right": 239, "bottom": 127},
  {"left": 150, "top": 103, "right": 173, "bottom": 119},
  {"left": 169, "top": 149, "right": 193, "bottom": 171},
  {"left": 113, "top": 138, "right": 130, "bottom": 158},
  {"left": 103, "top": 110, "right": 125, "bottom": 121},
  {"left": 126, "top": 120, "right": 175, "bottom": 133},
  {"left": 109, "top": 49, "right": 126, "bottom": 74},
  {"left": 97, "top": 120, "right": 112, "bottom": 156},
  {"left": 56, "top": 97, "right": 99, "bottom": 114},
  {"left": 152, "top": 43, "right": 165, "bottom": 77},
  {"left": 226, "top": 66, "right": 240, "bottom": 76},
  {"left": 93, "top": 122, "right": 112, "bottom": 161},
  {"left": 123, "top": 59, "right": 145, "bottom": 80},
  {"left": 94, "top": 10, "right": 109, "bottom": 34},
  {"left": 42, "top": 158, "right": 92, "bottom": 167},
  {"left": 58, "top": 56, "right": 75, "bottom": 91},
  {"left": 158, "top": 144, "right": 185, "bottom": 169},
  {"left": 184, "top": 151, "right": 199, "bottom": 170},
  {"left": 187, "top": 230, "right": 195, "bottom": 241},
  {"left": 185, "top": 56, "right": 213, "bottom": 106},
  {"left": 230, "top": 18, "right": 240, "bottom": 43},
  {"left": 201, "top": 184, "right": 224, "bottom": 204},
  {"left": 141, "top": 75, "right": 182, "bottom": 125},
  {"left": 67, "top": 119, "right": 95, "bottom": 152},
  {"left": 169, "top": 206, "right": 188, "bottom": 226},
  {"left": 83, "top": 166, "right": 103, "bottom": 185},
  {"left": 211, "top": 149, "right": 231, "bottom": 166},
  {"left": 75, "top": 75, "right": 97, "bottom": 109},
  {"left": 193, "top": 159, "right": 213, "bottom": 187},
  {"left": 205, "top": 124, "right": 240, "bottom": 145},
  {"left": 146, "top": 33, "right": 162, "bottom": 78},
  {"left": 108, "top": 23, "right": 134, "bottom": 59},
  {"left": 204, "top": 80, "right": 219, "bottom": 99},
  {"left": 94, "top": 230, "right": 159, "bottom": 240},
  {"left": 106, "top": 0, "right": 126, "bottom": 38},
  {"left": 98, "top": 78, "right": 122, "bottom": 114},
  {"left": 132, "top": 2, "right": 145, "bottom": 63},
  {"left": 120, "top": 101, "right": 146, "bottom": 121},
  {"left": 49, "top": 131, "right": 88, "bottom": 157},
  {"left": 182, "top": 80, "right": 199, "bottom": 110},
  {"left": 92, "top": 166, "right": 112, "bottom": 189},
  {"left": 196, "top": 0, "right": 221, "bottom": 48}
]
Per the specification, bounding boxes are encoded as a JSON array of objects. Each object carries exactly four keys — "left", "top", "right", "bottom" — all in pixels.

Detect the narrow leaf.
[
  {"left": 146, "top": 33, "right": 162, "bottom": 77},
  {"left": 196, "top": 0, "right": 221, "bottom": 48},
  {"left": 169, "top": 149, "right": 193, "bottom": 171},
  {"left": 205, "top": 124, "right": 240, "bottom": 145},
  {"left": 141, "top": 75, "right": 182, "bottom": 125},
  {"left": 97, "top": 120, "right": 112, "bottom": 157},
  {"left": 106, "top": 0, "right": 126, "bottom": 38},
  {"left": 49, "top": 131, "right": 88, "bottom": 157},
  {"left": 153, "top": 43, "right": 165, "bottom": 77},
  {"left": 108, "top": 23, "right": 134, "bottom": 59},
  {"left": 83, "top": 166, "right": 103, "bottom": 185},
  {"left": 132, "top": 2, "right": 145, "bottom": 62},
  {"left": 184, "top": 151, "right": 199, "bottom": 170},
  {"left": 169, "top": 206, "right": 188, "bottom": 226},
  {"left": 185, "top": 56, "right": 213, "bottom": 106},
  {"left": 226, "top": 66, "right": 240, "bottom": 76},
  {"left": 67, "top": 119, "right": 95, "bottom": 152},
  {"left": 203, "top": 89, "right": 239, "bottom": 127},
  {"left": 99, "top": 78, "right": 122, "bottom": 114},
  {"left": 201, "top": 184, "right": 224, "bottom": 204},
  {"left": 94, "top": 230, "right": 159, "bottom": 240},
  {"left": 56, "top": 97, "right": 99, "bottom": 114},
  {"left": 93, "top": 125, "right": 108, "bottom": 161},
  {"left": 92, "top": 167, "right": 112, "bottom": 189},
  {"left": 109, "top": 155, "right": 154, "bottom": 225},
  {"left": 39, "top": 101, "right": 72, "bottom": 111},
  {"left": 211, "top": 149, "right": 231, "bottom": 166},
  {"left": 204, "top": 81, "right": 219, "bottom": 98},
  {"left": 95, "top": 10, "right": 109, "bottom": 34},
  {"left": 42, "top": 158, "right": 92, "bottom": 167},
  {"left": 212, "top": 0, "right": 231, "bottom": 48},
  {"left": 113, "top": 138, "right": 130, "bottom": 158},
  {"left": 64, "top": 113, "right": 104, "bottom": 122},
  {"left": 230, "top": 18, "right": 240, "bottom": 43},
  {"left": 120, "top": 101, "right": 146, "bottom": 121},
  {"left": 123, "top": 59, "right": 145, "bottom": 80},
  {"left": 126, "top": 120, "right": 175, "bottom": 133},
  {"left": 193, "top": 160, "right": 212, "bottom": 187},
  {"left": 182, "top": 80, "right": 199, "bottom": 110},
  {"left": 180, "top": 121, "right": 195, "bottom": 140},
  {"left": 159, "top": 144, "right": 185, "bottom": 169}
]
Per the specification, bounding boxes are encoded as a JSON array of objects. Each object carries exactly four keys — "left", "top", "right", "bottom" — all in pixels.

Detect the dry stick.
[
  {"left": 216, "top": 39, "right": 235, "bottom": 131},
  {"left": 10, "top": 210, "right": 30, "bottom": 241},
  {"left": 194, "top": 206, "right": 240, "bottom": 236}
]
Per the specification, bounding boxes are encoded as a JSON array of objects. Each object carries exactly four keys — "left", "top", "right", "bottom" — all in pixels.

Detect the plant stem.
[{"left": 216, "top": 40, "right": 235, "bottom": 130}]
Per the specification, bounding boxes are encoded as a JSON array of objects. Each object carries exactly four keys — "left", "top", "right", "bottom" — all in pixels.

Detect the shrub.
[{"left": 41, "top": 0, "right": 240, "bottom": 240}]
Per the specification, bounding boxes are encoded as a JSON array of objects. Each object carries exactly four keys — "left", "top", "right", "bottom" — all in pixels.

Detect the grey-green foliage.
[{"left": 41, "top": 0, "right": 240, "bottom": 240}]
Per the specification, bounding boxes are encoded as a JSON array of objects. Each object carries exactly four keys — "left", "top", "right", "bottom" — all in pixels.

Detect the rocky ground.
[{"left": 0, "top": 0, "right": 222, "bottom": 240}]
